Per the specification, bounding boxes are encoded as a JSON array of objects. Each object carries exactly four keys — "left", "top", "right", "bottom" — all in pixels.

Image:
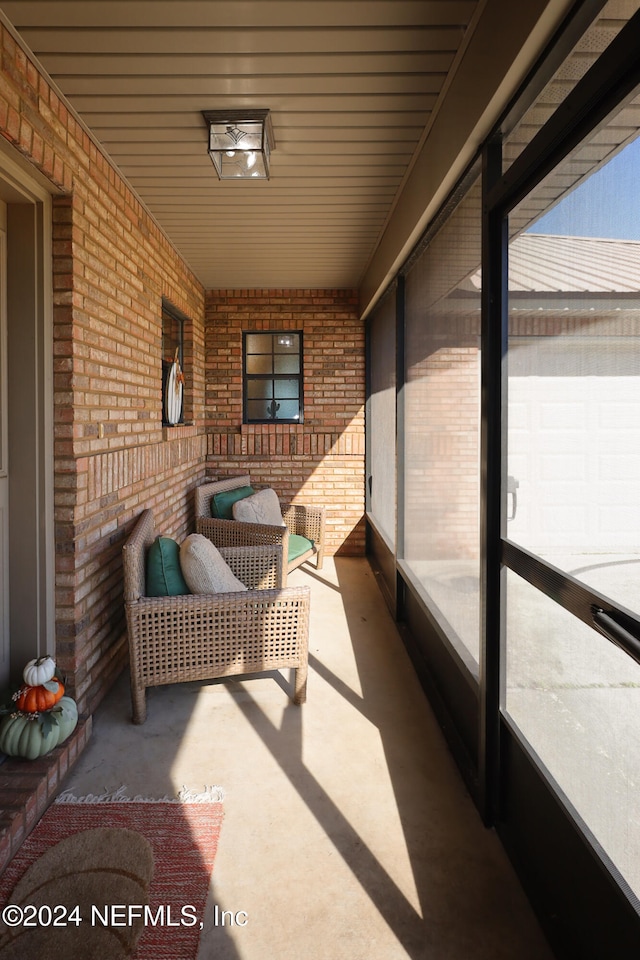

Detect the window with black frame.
[
  {"left": 243, "top": 331, "right": 303, "bottom": 423},
  {"left": 162, "top": 300, "right": 185, "bottom": 426}
]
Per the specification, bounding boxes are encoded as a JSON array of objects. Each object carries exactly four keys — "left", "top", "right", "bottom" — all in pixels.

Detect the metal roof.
[
  {"left": 461, "top": 233, "right": 640, "bottom": 299},
  {"left": 509, "top": 233, "right": 640, "bottom": 293}
]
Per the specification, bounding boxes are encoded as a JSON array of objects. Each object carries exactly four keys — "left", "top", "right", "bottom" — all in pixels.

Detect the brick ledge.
[
  {"left": 162, "top": 423, "right": 198, "bottom": 441},
  {"left": 0, "top": 715, "right": 92, "bottom": 876}
]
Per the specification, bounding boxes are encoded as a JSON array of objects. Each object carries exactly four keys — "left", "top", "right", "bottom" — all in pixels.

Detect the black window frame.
[{"left": 242, "top": 330, "right": 304, "bottom": 424}]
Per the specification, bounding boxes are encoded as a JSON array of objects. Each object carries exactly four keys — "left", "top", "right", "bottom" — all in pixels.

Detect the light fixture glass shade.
[{"left": 203, "top": 110, "right": 274, "bottom": 180}]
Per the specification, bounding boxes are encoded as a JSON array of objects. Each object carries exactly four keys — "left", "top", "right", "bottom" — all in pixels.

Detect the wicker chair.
[
  {"left": 123, "top": 509, "right": 310, "bottom": 723},
  {"left": 195, "top": 475, "right": 325, "bottom": 585}
]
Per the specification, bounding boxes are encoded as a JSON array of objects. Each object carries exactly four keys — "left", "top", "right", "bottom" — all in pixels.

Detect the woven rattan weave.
[
  {"left": 123, "top": 509, "right": 310, "bottom": 723},
  {"left": 195, "top": 475, "right": 325, "bottom": 585}
]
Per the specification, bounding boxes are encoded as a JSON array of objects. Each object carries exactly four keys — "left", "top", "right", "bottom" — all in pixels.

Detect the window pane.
[
  {"left": 507, "top": 114, "right": 640, "bottom": 619},
  {"left": 246, "top": 334, "right": 272, "bottom": 354},
  {"left": 246, "top": 399, "right": 271, "bottom": 420},
  {"left": 246, "top": 379, "right": 273, "bottom": 400},
  {"left": 505, "top": 570, "right": 640, "bottom": 899},
  {"left": 246, "top": 354, "right": 273, "bottom": 375},
  {"left": 162, "top": 311, "right": 182, "bottom": 364},
  {"left": 274, "top": 378, "right": 299, "bottom": 399},
  {"left": 403, "top": 175, "right": 482, "bottom": 668},
  {"left": 276, "top": 400, "right": 300, "bottom": 420},
  {"left": 274, "top": 355, "right": 300, "bottom": 374},
  {"left": 368, "top": 288, "right": 396, "bottom": 548},
  {"left": 274, "top": 333, "right": 299, "bottom": 353},
  {"left": 162, "top": 301, "right": 184, "bottom": 426}
]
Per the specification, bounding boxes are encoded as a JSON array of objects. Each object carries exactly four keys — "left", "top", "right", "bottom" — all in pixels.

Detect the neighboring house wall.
[
  {"left": 205, "top": 290, "right": 366, "bottom": 555},
  {"left": 0, "top": 24, "right": 207, "bottom": 713}
]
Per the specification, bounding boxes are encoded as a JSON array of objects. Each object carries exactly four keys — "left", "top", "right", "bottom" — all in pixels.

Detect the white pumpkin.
[{"left": 22, "top": 655, "right": 56, "bottom": 687}]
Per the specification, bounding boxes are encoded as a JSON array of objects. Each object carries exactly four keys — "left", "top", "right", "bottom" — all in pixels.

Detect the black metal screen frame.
[{"left": 481, "top": 7, "right": 640, "bottom": 952}]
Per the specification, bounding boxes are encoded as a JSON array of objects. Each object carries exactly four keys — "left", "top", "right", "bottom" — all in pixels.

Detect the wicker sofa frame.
[
  {"left": 123, "top": 508, "right": 310, "bottom": 723},
  {"left": 195, "top": 475, "right": 325, "bottom": 586}
]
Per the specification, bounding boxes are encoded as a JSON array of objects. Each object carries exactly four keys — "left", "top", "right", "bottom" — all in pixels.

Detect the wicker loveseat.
[
  {"left": 122, "top": 508, "right": 310, "bottom": 723},
  {"left": 195, "top": 475, "right": 325, "bottom": 585}
]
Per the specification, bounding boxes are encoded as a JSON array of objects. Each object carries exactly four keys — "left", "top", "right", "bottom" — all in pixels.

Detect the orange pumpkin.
[{"left": 15, "top": 678, "right": 65, "bottom": 713}]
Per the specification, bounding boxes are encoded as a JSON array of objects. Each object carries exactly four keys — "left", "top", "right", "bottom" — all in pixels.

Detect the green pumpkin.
[
  {"left": 54, "top": 696, "right": 78, "bottom": 744},
  {"left": 0, "top": 696, "right": 78, "bottom": 760},
  {"left": 0, "top": 712, "right": 59, "bottom": 759}
]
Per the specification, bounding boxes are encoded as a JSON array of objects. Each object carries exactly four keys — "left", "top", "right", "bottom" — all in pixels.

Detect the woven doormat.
[{"left": 0, "top": 786, "right": 224, "bottom": 960}]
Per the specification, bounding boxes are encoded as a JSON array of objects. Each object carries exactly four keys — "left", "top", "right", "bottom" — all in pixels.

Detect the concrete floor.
[{"left": 64, "top": 558, "right": 555, "bottom": 960}]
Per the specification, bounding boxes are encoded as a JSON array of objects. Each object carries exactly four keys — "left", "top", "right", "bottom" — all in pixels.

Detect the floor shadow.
[
  {"left": 328, "top": 558, "right": 556, "bottom": 959},
  {"left": 228, "top": 683, "right": 426, "bottom": 949},
  {"left": 200, "top": 557, "right": 554, "bottom": 959}
]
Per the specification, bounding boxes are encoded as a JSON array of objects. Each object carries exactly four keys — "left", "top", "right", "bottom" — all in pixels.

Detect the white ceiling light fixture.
[{"left": 203, "top": 110, "right": 275, "bottom": 180}]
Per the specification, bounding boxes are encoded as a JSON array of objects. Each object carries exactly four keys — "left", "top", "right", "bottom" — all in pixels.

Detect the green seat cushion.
[
  {"left": 211, "top": 485, "right": 255, "bottom": 520},
  {"left": 146, "top": 536, "right": 190, "bottom": 597},
  {"left": 288, "top": 534, "right": 314, "bottom": 563}
]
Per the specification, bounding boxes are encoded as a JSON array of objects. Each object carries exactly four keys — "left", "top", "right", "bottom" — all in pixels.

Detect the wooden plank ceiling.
[{"left": 0, "top": 0, "right": 481, "bottom": 289}]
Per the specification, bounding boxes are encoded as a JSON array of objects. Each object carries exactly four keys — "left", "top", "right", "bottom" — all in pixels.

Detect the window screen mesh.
[
  {"left": 403, "top": 177, "right": 482, "bottom": 664},
  {"left": 368, "top": 287, "right": 397, "bottom": 548}
]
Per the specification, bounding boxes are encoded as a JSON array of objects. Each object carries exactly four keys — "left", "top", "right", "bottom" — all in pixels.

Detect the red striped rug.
[{"left": 0, "top": 790, "right": 224, "bottom": 960}]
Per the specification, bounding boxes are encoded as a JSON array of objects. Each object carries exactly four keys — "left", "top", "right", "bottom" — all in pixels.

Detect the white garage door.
[{"left": 508, "top": 374, "right": 640, "bottom": 554}]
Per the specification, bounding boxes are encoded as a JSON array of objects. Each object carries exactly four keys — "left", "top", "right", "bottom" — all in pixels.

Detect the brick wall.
[
  {"left": 0, "top": 24, "right": 208, "bottom": 713},
  {"left": 205, "top": 290, "right": 366, "bottom": 555},
  {"left": 404, "top": 328, "right": 481, "bottom": 562},
  {"left": 0, "top": 26, "right": 367, "bottom": 719}
]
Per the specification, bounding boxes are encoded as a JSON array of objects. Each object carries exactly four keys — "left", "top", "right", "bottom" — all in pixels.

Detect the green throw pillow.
[
  {"left": 288, "top": 534, "right": 314, "bottom": 563},
  {"left": 211, "top": 485, "right": 255, "bottom": 520},
  {"left": 146, "top": 536, "right": 190, "bottom": 596}
]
